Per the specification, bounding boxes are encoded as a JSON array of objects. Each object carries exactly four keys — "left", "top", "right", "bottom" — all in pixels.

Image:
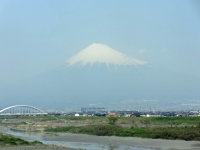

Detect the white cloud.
[{"left": 67, "top": 43, "right": 147, "bottom": 66}]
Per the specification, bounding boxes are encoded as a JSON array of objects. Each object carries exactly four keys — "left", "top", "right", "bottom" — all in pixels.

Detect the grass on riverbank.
[
  {"left": 1, "top": 116, "right": 199, "bottom": 128},
  {"left": 45, "top": 125, "right": 200, "bottom": 141},
  {"left": 0, "top": 134, "right": 42, "bottom": 146},
  {"left": 55, "top": 116, "right": 200, "bottom": 126}
]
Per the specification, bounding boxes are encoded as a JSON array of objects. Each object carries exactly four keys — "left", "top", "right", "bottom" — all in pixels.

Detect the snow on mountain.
[{"left": 67, "top": 43, "right": 147, "bottom": 66}]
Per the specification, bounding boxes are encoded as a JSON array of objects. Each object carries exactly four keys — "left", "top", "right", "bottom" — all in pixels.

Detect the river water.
[{"left": 4, "top": 130, "right": 156, "bottom": 150}]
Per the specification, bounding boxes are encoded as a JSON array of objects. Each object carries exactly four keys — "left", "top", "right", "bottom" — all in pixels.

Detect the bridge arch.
[{"left": 0, "top": 105, "right": 47, "bottom": 115}]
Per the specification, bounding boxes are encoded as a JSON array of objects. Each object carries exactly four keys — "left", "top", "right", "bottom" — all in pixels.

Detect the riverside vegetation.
[
  {"left": 1, "top": 115, "right": 200, "bottom": 141},
  {"left": 45, "top": 116, "right": 200, "bottom": 141},
  {"left": 45, "top": 124, "right": 200, "bottom": 141},
  {"left": 0, "top": 134, "right": 41, "bottom": 146}
]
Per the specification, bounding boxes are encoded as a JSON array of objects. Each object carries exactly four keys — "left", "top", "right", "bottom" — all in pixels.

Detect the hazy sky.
[{"left": 0, "top": 0, "right": 200, "bottom": 111}]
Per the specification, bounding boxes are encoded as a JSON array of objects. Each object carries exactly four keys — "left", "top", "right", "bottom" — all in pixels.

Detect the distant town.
[{"left": 48, "top": 107, "right": 200, "bottom": 117}]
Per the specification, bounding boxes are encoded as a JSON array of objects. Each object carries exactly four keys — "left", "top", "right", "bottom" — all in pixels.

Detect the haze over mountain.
[{"left": 0, "top": 1, "right": 200, "bottom": 111}]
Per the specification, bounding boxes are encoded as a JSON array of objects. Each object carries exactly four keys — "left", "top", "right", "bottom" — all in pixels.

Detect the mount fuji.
[{"left": 67, "top": 43, "right": 147, "bottom": 66}]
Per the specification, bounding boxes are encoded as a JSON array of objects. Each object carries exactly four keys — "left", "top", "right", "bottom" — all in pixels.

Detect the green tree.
[
  {"left": 197, "top": 122, "right": 200, "bottom": 128},
  {"left": 108, "top": 117, "right": 118, "bottom": 125}
]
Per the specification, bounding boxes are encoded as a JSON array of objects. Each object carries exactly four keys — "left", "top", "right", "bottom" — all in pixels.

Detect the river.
[
  {"left": 3, "top": 130, "right": 154, "bottom": 150},
  {"left": 2, "top": 129, "right": 200, "bottom": 150}
]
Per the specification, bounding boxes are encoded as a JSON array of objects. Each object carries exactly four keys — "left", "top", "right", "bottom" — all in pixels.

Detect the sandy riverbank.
[{"left": 43, "top": 132, "right": 200, "bottom": 150}]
